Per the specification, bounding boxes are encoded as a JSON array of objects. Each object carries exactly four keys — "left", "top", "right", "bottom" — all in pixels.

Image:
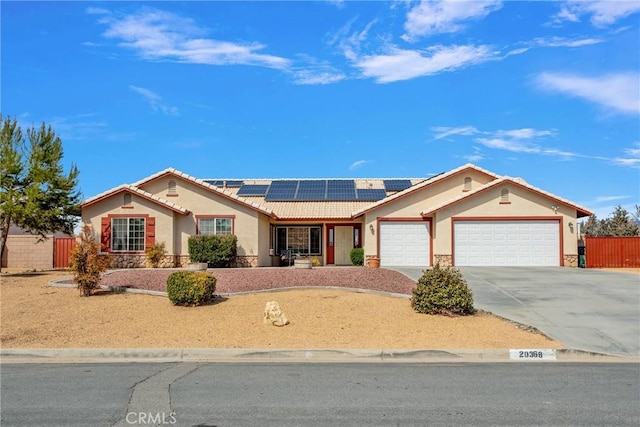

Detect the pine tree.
[{"left": 0, "top": 115, "right": 81, "bottom": 270}]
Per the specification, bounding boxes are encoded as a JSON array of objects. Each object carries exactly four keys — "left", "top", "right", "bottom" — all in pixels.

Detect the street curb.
[{"left": 1, "top": 347, "right": 635, "bottom": 364}]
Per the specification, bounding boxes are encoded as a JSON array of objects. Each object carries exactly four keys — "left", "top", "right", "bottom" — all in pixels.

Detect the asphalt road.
[
  {"left": 392, "top": 266, "right": 640, "bottom": 356},
  {"left": 2, "top": 362, "right": 638, "bottom": 426}
]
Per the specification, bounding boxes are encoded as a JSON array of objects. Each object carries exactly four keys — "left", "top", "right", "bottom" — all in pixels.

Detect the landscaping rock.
[{"left": 263, "top": 301, "right": 289, "bottom": 327}]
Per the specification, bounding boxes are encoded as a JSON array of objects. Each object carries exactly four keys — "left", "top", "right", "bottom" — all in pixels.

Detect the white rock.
[{"left": 263, "top": 301, "right": 290, "bottom": 327}]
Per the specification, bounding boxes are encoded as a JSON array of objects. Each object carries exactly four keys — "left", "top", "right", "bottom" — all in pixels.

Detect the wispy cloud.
[
  {"left": 535, "top": 72, "right": 640, "bottom": 116},
  {"left": 432, "top": 125, "right": 640, "bottom": 169},
  {"left": 98, "top": 8, "right": 290, "bottom": 69},
  {"left": 353, "top": 44, "right": 496, "bottom": 83},
  {"left": 402, "top": 0, "right": 502, "bottom": 41},
  {"left": 532, "top": 36, "right": 604, "bottom": 48},
  {"left": 552, "top": 0, "right": 640, "bottom": 27},
  {"left": 592, "top": 195, "right": 631, "bottom": 203},
  {"left": 129, "top": 85, "right": 179, "bottom": 116},
  {"left": 290, "top": 56, "right": 346, "bottom": 85},
  {"left": 430, "top": 125, "right": 479, "bottom": 141},
  {"left": 93, "top": 7, "right": 344, "bottom": 86},
  {"left": 349, "top": 160, "right": 370, "bottom": 170},
  {"left": 612, "top": 142, "right": 640, "bottom": 168}
]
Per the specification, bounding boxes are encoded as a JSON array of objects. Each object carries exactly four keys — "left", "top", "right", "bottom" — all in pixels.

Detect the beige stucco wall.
[
  {"left": 361, "top": 177, "right": 579, "bottom": 264},
  {"left": 3, "top": 235, "right": 53, "bottom": 269},
  {"left": 139, "top": 176, "right": 264, "bottom": 264},
  {"left": 361, "top": 170, "right": 494, "bottom": 257},
  {"left": 432, "top": 183, "right": 578, "bottom": 255},
  {"left": 82, "top": 193, "right": 176, "bottom": 253}
]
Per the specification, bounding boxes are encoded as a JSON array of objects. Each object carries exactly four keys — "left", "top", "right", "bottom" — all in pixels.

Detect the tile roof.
[{"left": 83, "top": 164, "right": 592, "bottom": 220}]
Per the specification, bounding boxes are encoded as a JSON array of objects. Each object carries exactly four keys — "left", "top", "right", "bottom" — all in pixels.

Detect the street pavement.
[
  {"left": 2, "top": 362, "right": 638, "bottom": 426},
  {"left": 391, "top": 266, "right": 640, "bottom": 357}
]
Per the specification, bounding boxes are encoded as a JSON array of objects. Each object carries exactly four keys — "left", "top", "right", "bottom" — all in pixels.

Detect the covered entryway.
[
  {"left": 453, "top": 219, "right": 560, "bottom": 266},
  {"left": 379, "top": 221, "right": 430, "bottom": 267}
]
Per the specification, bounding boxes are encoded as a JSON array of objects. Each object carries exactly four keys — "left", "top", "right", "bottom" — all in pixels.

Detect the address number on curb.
[{"left": 509, "top": 349, "right": 557, "bottom": 361}]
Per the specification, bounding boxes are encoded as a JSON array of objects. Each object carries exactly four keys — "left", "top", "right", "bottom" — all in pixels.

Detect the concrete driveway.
[{"left": 391, "top": 267, "right": 640, "bottom": 357}]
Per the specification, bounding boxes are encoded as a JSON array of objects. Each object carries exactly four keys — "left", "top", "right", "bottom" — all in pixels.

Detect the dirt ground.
[{"left": 0, "top": 271, "right": 563, "bottom": 349}]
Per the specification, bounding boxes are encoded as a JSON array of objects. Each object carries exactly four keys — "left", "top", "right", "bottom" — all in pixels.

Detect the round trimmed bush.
[
  {"left": 350, "top": 248, "right": 364, "bottom": 266},
  {"left": 411, "top": 264, "right": 475, "bottom": 316},
  {"left": 167, "top": 271, "right": 216, "bottom": 306}
]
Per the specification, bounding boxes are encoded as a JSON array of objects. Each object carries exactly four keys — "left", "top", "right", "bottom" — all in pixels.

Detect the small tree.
[
  {"left": 69, "top": 225, "right": 110, "bottom": 296},
  {"left": 0, "top": 115, "right": 81, "bottom": 271}
]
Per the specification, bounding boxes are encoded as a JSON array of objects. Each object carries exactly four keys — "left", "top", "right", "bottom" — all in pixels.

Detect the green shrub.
[
  {"left": 166, "top": 271, "right": 217, "bottom": 306},
  {"left": 69, "top": 224, "right": 111, "bottom": 297},
  {"left": 188, "top": 234, "right": 237, "bottom": 267},
  {"left": 411, "top": 264, "right": 475, "bottom": 316},
  {"left": 145, "top": 241, "right": 167, "bottom": 268},
  {"left": 350, "top": 248, "right": 364, "bottom": 266}
]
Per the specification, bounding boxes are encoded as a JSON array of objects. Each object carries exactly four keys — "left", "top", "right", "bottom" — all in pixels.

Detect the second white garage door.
[
  {"left": 454, "top": 220, "right": 560, "bottom": 266},
  {"left": 379, "top": 222, "right": 430, "bottom": 267}
]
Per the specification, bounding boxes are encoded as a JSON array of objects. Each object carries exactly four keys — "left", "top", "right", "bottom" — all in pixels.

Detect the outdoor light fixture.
[
  {"left": 551, "top": 204, "right": 559, "bottom": 214},
  {"left": 568, "top": 222, "right": 574, "bottom": 232},
  {"left": 369, "top": 224, "right": 375, "bottom": 233}
]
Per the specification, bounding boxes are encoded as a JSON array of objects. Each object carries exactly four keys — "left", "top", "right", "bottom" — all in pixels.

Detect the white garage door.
[
  {"left": 379, "top": 222, "right": 430, "bottom": 267},
  {"left": 454, "top": 220, "right": 559, "bottom": 266}
]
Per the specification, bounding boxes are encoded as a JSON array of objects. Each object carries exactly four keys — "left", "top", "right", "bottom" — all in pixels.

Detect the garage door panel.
[
  {"left": 380, "top": 222, "right": 430, "bottom": 267},
  {"left": 454, "top": 220, "right": 559, "bottom": 267}
]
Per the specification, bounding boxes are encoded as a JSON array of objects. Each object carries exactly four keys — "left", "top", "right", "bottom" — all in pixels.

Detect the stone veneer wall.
[
  {"left": 107, "top": 254, "right": 258, "bottom": 268},
  {"left": 433, "top": 254, "right": 453, "bottom": 267},
  {"left": 563, "top": 254, "right": 578, "bottom": 268},
  {"left": 235, "top": 255, "right": 258, "bottom": 268}
]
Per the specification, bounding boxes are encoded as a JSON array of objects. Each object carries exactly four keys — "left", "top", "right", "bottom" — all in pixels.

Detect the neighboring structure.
[
  {"left": 1, "top": 225, "right": 74, "bottom": 270},
  {"left": 81, "top": 163, "right": 592, "bottom": 268}
]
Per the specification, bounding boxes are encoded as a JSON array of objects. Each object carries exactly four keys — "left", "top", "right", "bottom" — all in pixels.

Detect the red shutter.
[
  {"left": 101, "top": 217, "right": 111, "bottom": 252},
  {"left": 145, "top": 217, "right": 155, "bottom": 248}
]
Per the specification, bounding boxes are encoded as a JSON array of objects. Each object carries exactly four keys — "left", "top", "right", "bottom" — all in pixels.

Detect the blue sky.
[{"left": 2, "top": 1, "right": 639, "bottom": 220}]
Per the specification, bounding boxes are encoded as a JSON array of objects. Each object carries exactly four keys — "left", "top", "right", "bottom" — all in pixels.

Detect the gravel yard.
[
  {"left": 1, "top": 269, "right": 564, "bottom": 349},
  {"left": 60, "top": 267, "right": 419, "bottom": 295}
]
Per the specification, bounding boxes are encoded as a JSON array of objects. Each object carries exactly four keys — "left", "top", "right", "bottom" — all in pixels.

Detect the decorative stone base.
[
  {"left": 563, "top": 254, "right": 578, "bottom": 267},
  {"left": 235, "top": 255, "right": 258, "bottom": 268},
  {"left": 107, "top": 254, "right": 258, "bottom": 268},
  {"left": 434, "top": 254, "right": 452, "bottom": 267}
]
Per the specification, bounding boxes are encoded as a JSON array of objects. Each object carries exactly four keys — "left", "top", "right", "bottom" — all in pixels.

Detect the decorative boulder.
[{"left": 263, "top": 301, "right": 290, "bottom": 327}]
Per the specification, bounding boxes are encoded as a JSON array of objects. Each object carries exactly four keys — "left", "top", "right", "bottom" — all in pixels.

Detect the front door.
[{"left": 335, "top": 226, "right": 353, "bottom": 265}]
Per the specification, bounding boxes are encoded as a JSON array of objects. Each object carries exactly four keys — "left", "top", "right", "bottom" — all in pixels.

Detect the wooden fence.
[
  {"left": 53, "top": 237, "right": 77, "bottom": 269},
  {"left": 584, "top": 236, "right": 640, "bottom": 268}
]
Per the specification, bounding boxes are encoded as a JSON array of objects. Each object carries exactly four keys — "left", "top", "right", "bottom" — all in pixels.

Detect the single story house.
[{"left": 81, "top": 163, "right": 592, "bottom": 268}]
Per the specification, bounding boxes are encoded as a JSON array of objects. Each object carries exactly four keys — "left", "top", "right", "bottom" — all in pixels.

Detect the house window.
[
  {"left": 198, "top": 217, "right": 233, "bottom": 235},
  {"left": 463, "top": 177, "right": 472, "bottom": 191},
  {"left": 167, "top": 180, "right": 177, "bottom": 195},
  {"left": 111, "top": 217, "right": 145, "bottom": 252},
  {"left": 275, "top": 226, "right": 322, "bottom": 256},
  {"left": 501, "top": 188, "right": 510, "bottom": 203}
]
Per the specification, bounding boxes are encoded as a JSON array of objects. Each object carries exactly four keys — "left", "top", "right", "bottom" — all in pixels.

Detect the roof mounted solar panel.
[
  {"left": 383, "top": 179, "right": 412, "bottom": 192},
  {"left": 356, "top": 189, "right": 387, "bottom": 201},
  {"left": 296, "top": 180, "right": 327, "bottom": 201},
  {"left": 206, "top": 180, "right": 243, "bottom": 188},
  {"left": 265, "top": 180, "right": 299, "bottom": 201},
  {"left": 326, "top": 180, "right": 356, "bottom": 200},
  {"left": 237, "top": 184, "right": 269, "bottom": 196}
]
